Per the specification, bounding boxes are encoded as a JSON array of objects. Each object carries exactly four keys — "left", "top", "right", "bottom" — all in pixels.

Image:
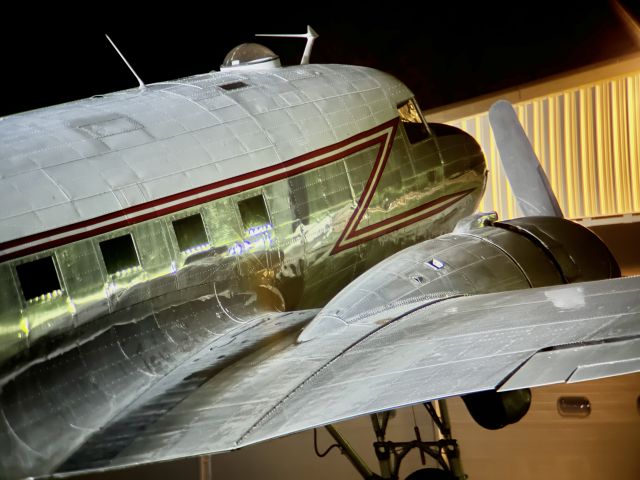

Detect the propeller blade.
[{"left": 488, "top": 100, "right": 563, "bottom": 218}]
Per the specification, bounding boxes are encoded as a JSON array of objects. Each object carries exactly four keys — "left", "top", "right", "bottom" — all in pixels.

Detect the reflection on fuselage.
[
  {"left": 0, "top": 116, "right": 484, "bottom": 372},
  {"left": 0, "top": 62, "right": 487, "bottom": 478}
]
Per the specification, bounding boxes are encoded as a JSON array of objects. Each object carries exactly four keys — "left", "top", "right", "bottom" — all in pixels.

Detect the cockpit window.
[{"left": 398, "top": 99, "right": 431, "bottom": 144}]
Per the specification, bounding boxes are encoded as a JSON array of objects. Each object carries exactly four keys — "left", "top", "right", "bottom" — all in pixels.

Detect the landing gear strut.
[{"left": 314, "top": 400, "right": 465, "bottom": 480}]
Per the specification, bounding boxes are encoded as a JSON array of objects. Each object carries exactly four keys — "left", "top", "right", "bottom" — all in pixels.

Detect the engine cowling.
[{"left": 495, "top": 216, "right": 620, "bottom": 283}]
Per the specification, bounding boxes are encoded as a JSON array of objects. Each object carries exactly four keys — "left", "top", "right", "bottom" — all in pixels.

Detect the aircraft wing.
[{"left": 53, "top": 275, "right": 640, "bottom": 475}]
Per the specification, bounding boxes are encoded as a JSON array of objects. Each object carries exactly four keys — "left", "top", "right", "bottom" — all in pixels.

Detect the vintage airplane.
[{"left": 0, "top": 28, "right": 638, "bottom": 480}]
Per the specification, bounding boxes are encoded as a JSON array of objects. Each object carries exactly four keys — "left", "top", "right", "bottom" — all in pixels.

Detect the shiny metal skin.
[
  {"left": 0, "top": 62, "right": 485, "bottom": 366},
  {"left": 41, "top": 274, "right": 637, "bottom": 476},
  {"left": 0, "top": 53, "right": 485, "bottom": 478},
  {"left": 299, "top": 228, "right": 536, "bottom": 341},
  {"left": 299, "top": 217, "right": 620, "bottom": 341},
  {"left": 0, "top": 50, "right": 636, "bottom": 480}
]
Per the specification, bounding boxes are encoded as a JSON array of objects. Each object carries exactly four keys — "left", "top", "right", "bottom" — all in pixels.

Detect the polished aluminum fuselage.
[
  {"left": 0, "top": 63, "right": 485, "bottom": 477},
  {"left": 0, "top": 63, "right": 484, "bottom": 366}
]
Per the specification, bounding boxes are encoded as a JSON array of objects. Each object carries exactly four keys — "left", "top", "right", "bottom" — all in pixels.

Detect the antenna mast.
[
  {"left": 256, "top": 25, "right": 319, "bottom": 65},
  {"left": 105, "top": 34, "right": 146, "bottom": 91}
]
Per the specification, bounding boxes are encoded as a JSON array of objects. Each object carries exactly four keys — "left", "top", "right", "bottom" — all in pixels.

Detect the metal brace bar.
[
  {"left": 371, "top": 414, "right": 392, "bottom": 478},
  {"left": 436, "top": 400, "right": 465, "bottom": 479},
  {"left": 319, "top": 403, "right": 466, "bottom": 480},
  {"left": 325, "top": 424, "right": 378, "bottom": 480},
  {"left": 424, "top": 402, "right": 448, "bottom": 436},
  {"left": 380, "top": 411, "right": 391, "bottom": 433},
  {"left": 423, "top": 400, "right": 465, "bottom": 479}
]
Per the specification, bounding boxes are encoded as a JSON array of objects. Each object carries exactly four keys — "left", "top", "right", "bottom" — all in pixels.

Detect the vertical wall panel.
[
  {"left": 446, "top": 71, "right": 640, "bottom": 220},
  {"left": 629, "top": 76, "right": 640, "bottom": 212}
]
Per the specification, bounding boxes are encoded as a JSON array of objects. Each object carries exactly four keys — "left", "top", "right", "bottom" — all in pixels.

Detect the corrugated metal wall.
[{"left": 448, "top": 72, "right": 640, "bottom": 220}]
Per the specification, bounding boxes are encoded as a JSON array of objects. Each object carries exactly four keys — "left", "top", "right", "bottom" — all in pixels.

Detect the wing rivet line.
[{"left": 235, "top": 294, "right": 465, "bottom": 445}]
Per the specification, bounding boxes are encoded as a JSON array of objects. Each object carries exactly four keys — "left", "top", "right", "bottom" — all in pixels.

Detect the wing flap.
[
  {"left": 570, "top": 355, "right": 640, "bottom": 383},
  {"left": 500, "top": 337, "right": 640, "bottom": 391}
]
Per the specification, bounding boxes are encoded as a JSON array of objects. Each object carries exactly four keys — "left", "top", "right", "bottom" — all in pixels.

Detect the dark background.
[{"left": 1, "top": 1, "right": 639, "bottom": 117}]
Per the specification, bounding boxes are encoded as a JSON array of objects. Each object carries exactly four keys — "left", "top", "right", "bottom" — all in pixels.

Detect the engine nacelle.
[
  {"left": 300, "top": 216, "right": 619, "bottom": 342},
  {"left": 299, "top": 216, "right": 620, "bottom": 429}
]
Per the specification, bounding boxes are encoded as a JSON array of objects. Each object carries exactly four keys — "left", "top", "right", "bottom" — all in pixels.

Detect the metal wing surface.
[{"left": 64, "top": 275, "right": 640, "bottom": 475}]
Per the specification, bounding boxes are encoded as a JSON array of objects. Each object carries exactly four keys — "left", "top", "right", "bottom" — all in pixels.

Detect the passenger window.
[
  {"left": 238, "top": 194, "right": 270, "bottom": 230},
  {"left": 16, "top": 256, "right": 62, "bottom": 301},
  {"left": 172, "top": 214, "right": 208, "bottom": 252},
  {"left": 398, "top": 99, "right": 430, "bottom": 144},
  {"left": 99, "top": 234, "right": 140, "bottom": 275}
]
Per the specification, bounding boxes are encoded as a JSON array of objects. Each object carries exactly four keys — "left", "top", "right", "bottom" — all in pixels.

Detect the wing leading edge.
[{"left": 64, "top": 275, "right": 640, "bottom": 475}]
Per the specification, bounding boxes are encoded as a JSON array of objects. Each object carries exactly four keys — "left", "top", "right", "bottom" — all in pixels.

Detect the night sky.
[{"left": 1, "top": 2, "right": 638, "bottom": 117}]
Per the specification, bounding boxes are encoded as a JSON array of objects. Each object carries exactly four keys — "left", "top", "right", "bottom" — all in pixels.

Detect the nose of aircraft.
[{"left": 429, "top": 122, "right": 486, "bottom": 191}]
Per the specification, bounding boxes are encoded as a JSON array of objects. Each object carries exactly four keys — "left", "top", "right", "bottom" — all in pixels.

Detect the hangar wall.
[{"left": 426, "top": 52, "right": 640, "bottom": 221}]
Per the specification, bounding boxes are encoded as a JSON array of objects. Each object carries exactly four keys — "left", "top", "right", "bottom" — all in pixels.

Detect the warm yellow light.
[
  {"left": 629, "top": 76, "right": 640, "bottom": 212},
  {"left": 459, "top": 70, "right": 640, "bottom": 220}
]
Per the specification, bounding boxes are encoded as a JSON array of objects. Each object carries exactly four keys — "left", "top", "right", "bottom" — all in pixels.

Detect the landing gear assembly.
[{"left": 314, "top": 400, "right": 465, "bottom": 480}]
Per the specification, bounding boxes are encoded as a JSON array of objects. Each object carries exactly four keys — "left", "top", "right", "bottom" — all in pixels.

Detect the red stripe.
[
  {"left": 332, "top": 121, "right": 399, "bottom": 251},
  {"left": 350, "top": 126, "right": 395, "bottom": 229},
  {"left": 353, "top": 189, "right": 472, "bottom": 236},
  {"left": 331, "top": 116, "right": 469, "bottom": 255},
  {"left": 0, "top": 119, "right": 398, "bottom": 262},
  {"left": 330, "top": 190, "right": 472, "bottom": 254}
]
